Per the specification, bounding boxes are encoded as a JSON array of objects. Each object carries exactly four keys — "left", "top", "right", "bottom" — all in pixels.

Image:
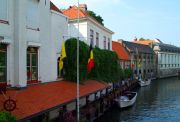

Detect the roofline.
[
  {"left": 51, "top": 10, "right": 68, "bottom": 19},
  {"left": 69, "top": 17, "right": 114, "bottom": 34}
]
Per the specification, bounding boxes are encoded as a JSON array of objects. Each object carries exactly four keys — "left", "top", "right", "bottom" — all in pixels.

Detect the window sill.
[
  {"left": 26, "top": 26, "right": 40, "bottom": 31},
  {"left": 0, "top": 20, "right": 9, "bottom": 25}
]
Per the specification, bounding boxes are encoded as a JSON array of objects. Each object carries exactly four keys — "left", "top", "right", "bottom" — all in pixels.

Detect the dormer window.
[
  {"left": 0, "top": 0, "right": 8, "bottom": 23},
  {"left": 27, "top": 0, "right": 39, "bottom": 29}
]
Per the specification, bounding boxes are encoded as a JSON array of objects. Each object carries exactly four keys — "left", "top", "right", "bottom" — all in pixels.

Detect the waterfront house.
[
  {"left": 0, "top": 1, "right": 112, "bottom": 121},
  {"left": 133, "top": 39, "right": 180, "bottom": 78},
  {"left": 112, "top": 41, "right": 131, "bottom": 69},
  {"left": 0, "top": 0, "right": 68, "bottom": 87},
  {"left": 63, "top": 4, "right": 114, "bottom": 50},
  {"left": 118, "top": 40, "right": 156, "bottom": 79}
]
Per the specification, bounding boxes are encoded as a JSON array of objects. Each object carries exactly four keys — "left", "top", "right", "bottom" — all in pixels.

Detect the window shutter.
[{"left": 0, "top": 0, "right": 7, "bottom": 21}]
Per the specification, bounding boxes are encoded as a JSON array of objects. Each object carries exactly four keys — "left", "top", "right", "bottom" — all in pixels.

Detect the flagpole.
[{"left": 77, "top": 0, "right": 80, "bottom": 121}]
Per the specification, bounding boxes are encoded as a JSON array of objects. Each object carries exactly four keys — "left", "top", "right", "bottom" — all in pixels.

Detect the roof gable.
[
  {"left": 50, "top": 2, "right": 62, "bottom": 14},
  {"left": 112, "top": 41, "right": 130, "bottom": 60},
  {"left": 63, "top": 6, "right": 88, "bottom": 19}
]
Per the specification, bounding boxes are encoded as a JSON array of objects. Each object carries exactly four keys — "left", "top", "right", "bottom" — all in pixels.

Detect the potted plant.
[{"left": 0, "top": 111, "right": 17, "bottom": 122}]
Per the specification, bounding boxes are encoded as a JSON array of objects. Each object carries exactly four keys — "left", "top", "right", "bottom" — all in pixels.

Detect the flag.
[
  {"left": 87, "top": 44, "right": 94, "bottom": 72},
  {"left": 59, "top": 41, "right": 67, "bottom": 71}
]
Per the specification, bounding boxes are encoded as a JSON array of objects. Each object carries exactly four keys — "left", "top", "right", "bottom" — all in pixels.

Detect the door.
[
  {"left": 27, "top": 47, "right": 38, "bottom": 82},
  {"left": 0, "top": 44, "right": 7, "bottom": 82}
]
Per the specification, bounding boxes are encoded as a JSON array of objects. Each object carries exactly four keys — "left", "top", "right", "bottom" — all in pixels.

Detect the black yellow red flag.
[{"left": 87, "top": 43, "right": 94, "bottom": 72}]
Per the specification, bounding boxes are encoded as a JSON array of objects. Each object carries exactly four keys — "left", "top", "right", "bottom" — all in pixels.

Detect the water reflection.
[{"left": 95, "top": 77, "right": 180, "bottom": 122}]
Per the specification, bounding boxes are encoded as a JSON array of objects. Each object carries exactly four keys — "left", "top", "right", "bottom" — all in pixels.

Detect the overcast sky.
[{"left": 52, "top": 0, "right": 180, "bottom": 46}]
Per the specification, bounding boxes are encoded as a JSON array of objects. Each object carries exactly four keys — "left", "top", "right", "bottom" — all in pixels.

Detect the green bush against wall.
[{"left": 64, "top": 38, "right": 123, "bottom": 83}]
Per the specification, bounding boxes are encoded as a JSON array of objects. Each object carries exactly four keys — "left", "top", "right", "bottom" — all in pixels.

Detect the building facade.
[
  {"left": 133, "top": 39, "right": 180, "bottom": 78},
  {"left": 63, "top": 4, "right": 114, "bottom": 50},
  {"left": 154, "top": 43, "right": 180, "bottom": 78},
  {"left": 0, "top": 0, "right": 68, "bottom": 87},
  {"left": 119, "top": 40, "right": 156, "bottom": 79}
]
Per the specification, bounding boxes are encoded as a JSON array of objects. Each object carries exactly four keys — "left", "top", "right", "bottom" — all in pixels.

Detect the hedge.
[{"left": 63, "top": 38, "right": 131, "bottom": 83}]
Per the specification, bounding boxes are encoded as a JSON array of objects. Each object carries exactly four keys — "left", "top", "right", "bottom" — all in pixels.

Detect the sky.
[{"left": 52, "top": 0, "right": 180, "bottom": 46}]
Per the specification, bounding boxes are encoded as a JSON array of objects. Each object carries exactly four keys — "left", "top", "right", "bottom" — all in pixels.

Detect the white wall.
[
  {"left": 0, "top": 0, "right": 69, "bottom": 87},
  {"left": 51, "top": 10, "right": 68, "bottom": 80},
  {"left": 0, "top": 0, "right": 14, "bottom": 85},
  {"left": 68, "top": 21, "right": 88, "bottom": 42},
  {"left": 87, "top": 20, "right": 112, "bottom": 50},
  {"left": 68, "top": 19, "right": 113, "bottom": 50}
]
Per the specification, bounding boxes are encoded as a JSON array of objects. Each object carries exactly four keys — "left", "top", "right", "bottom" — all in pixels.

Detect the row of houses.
[{"left": 112, "top": 39, "right": 180, "bottom": 79}]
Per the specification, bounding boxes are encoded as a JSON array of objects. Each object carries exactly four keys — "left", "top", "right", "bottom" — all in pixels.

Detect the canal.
[{"left": 95, "top": 77, "right": 180, "bottom": 122}]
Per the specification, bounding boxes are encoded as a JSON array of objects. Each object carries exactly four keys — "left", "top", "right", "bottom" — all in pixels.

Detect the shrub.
[{"left": 0, "top": 112, "right": 17, "bottom": 122}]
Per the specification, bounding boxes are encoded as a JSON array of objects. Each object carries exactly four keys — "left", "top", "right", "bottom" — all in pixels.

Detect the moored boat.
[
  {"left": 115, "top": 92, "right": 137, "bottom": 108},
  {"left": 138, "top": 79, "right": 151, "bottom": 87}
]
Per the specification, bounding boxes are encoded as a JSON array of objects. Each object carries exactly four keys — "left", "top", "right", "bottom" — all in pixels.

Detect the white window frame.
[
  {"left": 108, "top": 38, "right": 110, "bottom": 50},
  {"left": 90, "top": 29, "right": 94, "bottom": 46},
  {"left": 96, "top": 32, "right": 99, "bottom": 47},
  {"left": 103, "top": 36, "right": 106, "bottom": 49}
]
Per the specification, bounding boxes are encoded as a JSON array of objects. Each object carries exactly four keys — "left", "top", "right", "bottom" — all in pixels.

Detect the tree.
[
  {"left": 88, "top": 11, "right": 104, "bottom": 25},
  {"left": 139, "top": 38, "right": 150, "bottom": 41}
]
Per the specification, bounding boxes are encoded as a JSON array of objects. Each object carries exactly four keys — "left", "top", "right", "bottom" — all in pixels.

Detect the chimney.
[
  {"left": 118, "top": 39, "right": 124, "bottom": 44},
  {"left": 134, "top": 37, "right": 137, "bottom": 41},
  {"left": 79, "top": 4, "right": 87, "bottom": 11}
]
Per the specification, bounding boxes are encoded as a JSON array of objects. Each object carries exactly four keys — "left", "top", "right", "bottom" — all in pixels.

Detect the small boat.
[
  {"left": 138, "top": 78, "right": 151, "bottom": 87},
  {"left": 115, "top": 92, "right": 137, "bottom": 108}
]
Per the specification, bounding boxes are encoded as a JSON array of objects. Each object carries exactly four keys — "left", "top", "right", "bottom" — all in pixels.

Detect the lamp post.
[{"left": 77, "top": 0, "right": 80, "bottom": 122}]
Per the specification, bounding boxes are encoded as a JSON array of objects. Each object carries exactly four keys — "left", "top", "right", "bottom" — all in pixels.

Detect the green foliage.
[
  {"left": 124, "top": 68, "right": 133, "bottom": 78},
  {"left": 42, "top": 113, "right": 50, "bottom": 122},
  {"left": 64, "top": 38, "right": 123, "bottom": 83},
  {"left": 80, "top": 117, "right": 88, "bottom": 122},
  {"left": 88, "top": 48, "right": 120, "bottom": 83},
  {"left": 0, "top": 112, "right": 17, "bottom": 122},
  {"left": 64, "top": 38, "right": 89, "bottom": 82},
  {"left": 88, "top": 11, "right": 104, "bottom": 25},
  {"left": 139, "top": 38, "right": 150, "bottom": 41}
]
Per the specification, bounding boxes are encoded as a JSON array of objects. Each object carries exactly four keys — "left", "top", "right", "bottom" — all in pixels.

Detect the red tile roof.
[
  {"left": 63, "top": 6, "right": 88, "bottom": 19},
  {"left": 50, "top": 2, "right": 62, "bottom": 14},
  {"left": 0, "top": 80, "right": 109, "bottom": 120},
  {"left": 132, "top": 40, "right": 155, "bottom": 46},
  {"left": 112, "top": 41, "right": 130, "bottom": 60}
]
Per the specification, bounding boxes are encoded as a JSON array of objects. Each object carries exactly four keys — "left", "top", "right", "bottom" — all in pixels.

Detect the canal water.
[{"left": 95, "top": 77, "right": 180, "bottom": 122}]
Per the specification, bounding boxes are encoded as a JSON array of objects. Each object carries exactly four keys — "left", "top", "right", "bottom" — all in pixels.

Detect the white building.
[
  {"left": 0, "top": 0, "right": 68, "bottom": 87},
  {"left": 63, "top": 4, "right": 114, "bottom": 50},
  {"left": 154, "top": 43, "right": 180, "bottom": 78}
]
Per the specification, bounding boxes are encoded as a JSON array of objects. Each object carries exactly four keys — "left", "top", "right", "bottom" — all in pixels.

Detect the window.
[
  {"left": 108, "top": 38, "right": 110, "bottom": 50},
  {"left": 96, "top": 32, "right": 99, "bottom": 47},
  {"left": 103, "top": 36, "right": 106, "bottom": 49},
  {"left": 0, "top": 44, "right": 7, "bottom": 82},
  {"left": 27, "top": 0, "right": 39, "bottom": 29},
  {"left": 0, "top": 0, "right": 8, "bottom": 21},
  {"left": 90, "top": 29, "right": 94, "bottom": 46},
  {"left": 27, "top": 47, "right": 38, "bottom": 82}
]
